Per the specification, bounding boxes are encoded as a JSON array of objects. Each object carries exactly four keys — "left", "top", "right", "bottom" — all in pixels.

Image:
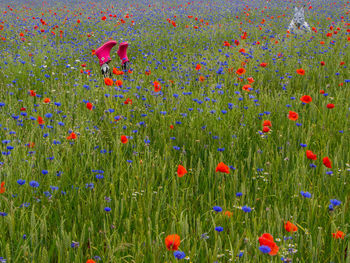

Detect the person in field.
[
  {"left": 95, "top": 40, "right": 130, "bottom": 78},
  {"left": 288, "top": 6, "right": 311, "bottom": 33}
]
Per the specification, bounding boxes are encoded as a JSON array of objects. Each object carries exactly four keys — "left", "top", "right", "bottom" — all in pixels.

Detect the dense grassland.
[{"left": 0, "top": 0, "right": 349, "bottom": 262}]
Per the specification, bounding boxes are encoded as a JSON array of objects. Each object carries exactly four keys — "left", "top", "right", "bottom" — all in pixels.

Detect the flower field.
[{"left": 0, "top": 0, "right": 349, "bottom": 262}]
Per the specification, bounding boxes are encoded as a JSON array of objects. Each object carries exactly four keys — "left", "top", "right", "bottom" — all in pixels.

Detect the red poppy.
[
  {"left": 86, "top": 260, "right": 96, "bottom": 263},
  {"left": 258, "top": 233, "right": 279, "bottom": 256},
  {"left": 284, "top": 221, "right": 298, "bottom": 232},
  {"left": 113, "top": 68, "right": 124, "bottom": 75},
  {"left": 121, "top": 135, "right": 128, "bottom": 144},
  {"left": 37, "top": 116, "right": 44, "bottom": 125},
  {"left": 170, "top": 125, "right": 174, "bottom": 129},
  {"left": 27, "top": 142, "right": 35, "bottom": 148},
  {"left": 104, "top": 78, "right": 113, "bottom": 86},
  {"left": 20, "top": 107, "right": 26, "bottom": 111},
  {"left": 327, "top": 104, "right": 334, "bottom": 109},
  {"left": 224, "top": 211, "right": 233, "bottom": 217},
  {"left": 154, "top": 81, "right": 161, "bottom": 92},
  {"left": 177, "top": 165, "right": 187, "bottom": 177},
  {"left": 247, "top": 77, "right": 255, "bottom": 83},
  {"left": 320, "top": 90, "right": 325, "bottom": 94},
  {"left": 67, "top": 132, "right": 77, "bottom": 140},
  {"left": 195, "top": 64, "right": 201, "bottom": 70},
  {"left": 216, "top": 162, "right": 230, "bottom": 174},
  {"left": 263, "top": 120, "right": 272, "bottom": 127},
  {"left": 199, "top": 76, "right": 205, "bottom": 82},
  {"left": 306, "top": 150, "right": 317, "bottom": 160},
  {"left": 332, "top": 231, "right": 345, "bottom": 239},
  {"left": 323, "top": 157, "right": 332, "bottom": 168},
  {"left": 320, "top": 61, "right": 325, "bottom": 66},
  {"left": 296, "top": 68, "right": 305, "bottom": 75},
  {"left": 242, "top": 84, "right": 251, "bottom": 91},
  {"left": 43, "top": 98, "right": 51, "bottom": 103},
  {"left": 116, "top": 80, "right": 123, "bottom": 87},
  {"left": 165, "top": 234, "right": 180, "bottom": 251},
  {"left": 86, "top": 102, "right": 93, "bottom": 110},
  {"left": 300, "top": 95, "right": 312, "bottom": 104},
  {"left": 145, "top": 70, "right": 151, "bottom": 75},
  {"left": 262, "top": 126, "right": 270, "bottom": 133},
  {"left": 29, "top": 90, "right": 36, "bottom": 96},
  {"left": 124, "top": 98, "right": 132, "bottom": 105},
  {"left": 288, "top": 111, "right": 298, "bottom": 121},
  {"left": 0, "top": 182, "right": 5, "bottom": 194},
  {"left": 236, "top": 68, "right": 246, "bottom": 75},
  {"left": 260, "top": 62, "right": 267, "bottom": 67}
]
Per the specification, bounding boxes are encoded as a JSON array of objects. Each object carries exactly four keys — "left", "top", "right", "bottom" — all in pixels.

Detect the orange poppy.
[
  {"left": 43, "top": 98, "right": 51, "bottom": 103},
  {"left": 116, "top": 80, "right": 123, "bottom": 87},
  {"left": 165, "top": 234, "right": 180, "bottom": 251},
  {"left": 104, "top": 78, "right": 113, "bottom": 86},
  {"left": 242, "top": 84, "right": 251, "bottom": 91},
  {"left": 284, "top": 221, "right": 298, "bottom": 232},
  {"left": 224, "top": 211, "right": 233, "bottom": 217},
  {"left": 113, "top": 68, "right": 124, "bottom": 75},
  {"left": 263, "top": 120, "right": 272, "bottom": 127},
  {"left": 216, "top": 162, "right": 230, "bottom": 174},
  {"left": 247, "top": 77, "right": 255, "bottom": 83},
  {"left": 332, "top": 231, "right": 345, "bottom": 239}
]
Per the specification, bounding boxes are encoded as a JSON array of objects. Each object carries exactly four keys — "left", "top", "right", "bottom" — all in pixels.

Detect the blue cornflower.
[
  {"left": 71, "top": 241, "right": 79, "bottom": 248},
  {"left": 42, "top": 170, "right": 48, "bottom": 175},
  {"left": 17, "top": 179, "right": 25, "bottom": 185},
  {"left": 215, "top": 226, "right": 223, "bottom": 232},
  {"left": 173, "top": 251, "right": 186, "bottom": 259},
  {"left": 213, "top": 206, "right": 222, "bottom": 212},
  {"left": 236, "top": 192, "right": 243, "bottom": 197},
  {"left": 85, "top": 183, "right": 94, "bottom": 190},
  {"left": 104, "top": 207, "right": 111, "bottom": 212},
  {"left": 29, "top": 181, "right": 39, "bottom": 188},
  {"left": 242, "top": 206, "right": 252, "bottom": 213},
  {"left": 259, "top": 245, "right": 271, "bottom": 254},
  {"left": 310, "top": 163, "right": 317, "bottom": 168},
  {"left": 300, "top": 191, "right": 311, "bottom": 198},
  {"left": 330, "top": 199, "right": 341, "bottom": 206}
]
